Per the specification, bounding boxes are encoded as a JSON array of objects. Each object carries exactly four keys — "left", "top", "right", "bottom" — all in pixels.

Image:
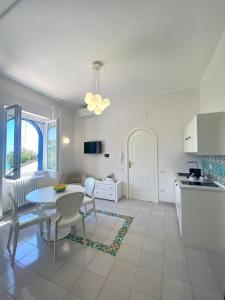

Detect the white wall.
[
  {"left": 74, "top": 87, "right": 200, "bottom": 203},
  {"left": 200, "top": 30, "right": 225, "bottom": 113},
  {"left": 0, "top": 74, "right": 75, "bottom": 175}
]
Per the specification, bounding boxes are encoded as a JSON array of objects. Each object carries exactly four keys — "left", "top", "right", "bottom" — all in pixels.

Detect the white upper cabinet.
[
  {"left": 184, "top": 116, "right": 197, "bottom": 153},
  {"left": 184, "top": 112, "right": 225, "bottom": 155}
]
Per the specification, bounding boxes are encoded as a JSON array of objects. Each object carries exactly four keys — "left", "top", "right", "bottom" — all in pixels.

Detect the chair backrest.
[
  {"left": 84, "top": 177, "right": 95, "bottom": 197},
  {"left": 8, "top": 192, "right": 19, "bottom": 224},
  {"left": 56, "top": 192, "right": 84, "bottom": 220}
]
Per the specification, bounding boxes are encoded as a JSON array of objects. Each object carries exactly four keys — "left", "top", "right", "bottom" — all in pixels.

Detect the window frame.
[
  {"left": 44, "top": 118, "right": 59, "bottom": 174},
  {"left": 3, "top": 105, "right": 59, "bottom": 180},
  {"left": 21, "top": 118, "right": 43, "bottom": 172},
  {"left": 4, "top": 104, "right": 21, "bottom": 180}
]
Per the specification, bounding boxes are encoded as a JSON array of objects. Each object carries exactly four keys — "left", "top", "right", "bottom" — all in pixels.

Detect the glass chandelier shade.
[{"left": 85, "top": 61, "right": 110, "bottom": 115}]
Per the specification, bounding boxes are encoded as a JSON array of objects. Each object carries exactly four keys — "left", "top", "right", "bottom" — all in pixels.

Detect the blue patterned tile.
[{"left": 201, "top": 155, "right": 225, "bottom": 186}]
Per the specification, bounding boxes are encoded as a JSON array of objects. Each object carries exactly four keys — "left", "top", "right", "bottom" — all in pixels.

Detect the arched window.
[
  {"left": 20, "top": 119, "right": 43, "bottom": 176},
  {"left": 4, "top": 105, "right": 57, "bottom": 180}
]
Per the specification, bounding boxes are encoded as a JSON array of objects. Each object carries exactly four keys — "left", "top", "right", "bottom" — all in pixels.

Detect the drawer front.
[
  {"left": 94, "top": 190, "right": 115, "bottom": 200},
  {"left": 95, "top": 183, "right": 115, "bottom": 192}
]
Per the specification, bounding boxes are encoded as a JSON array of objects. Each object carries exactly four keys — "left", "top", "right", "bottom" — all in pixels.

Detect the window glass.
[
  {"left": 47, "top": 121, "right": 57, "bottom": 170},
  {"left": 5, "top": 105, "right": 21, "bottom": 179},
  {"left": 20, "top": 120, "right": 39, "bottom": 176},
  {"left": 5, "top": 118, "right": 15, "bottom": 175}
]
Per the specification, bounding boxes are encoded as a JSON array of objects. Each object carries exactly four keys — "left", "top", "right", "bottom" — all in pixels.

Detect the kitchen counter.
[
  {"left": 175, "top": 173, "right": 225, "bottom": 192},
  {"left": 174, "top": 173, "right": 225, "bottom": 252}
]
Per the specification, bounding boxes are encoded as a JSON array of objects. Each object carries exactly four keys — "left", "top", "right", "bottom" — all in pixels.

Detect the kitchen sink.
[{"left": 181, "top": 180, "right": 219, "bottom": 187}]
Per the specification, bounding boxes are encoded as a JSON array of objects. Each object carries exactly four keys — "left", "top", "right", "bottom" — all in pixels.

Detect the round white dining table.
[{"left": 26, "top": 184, "right": 85, "bottom": 241}]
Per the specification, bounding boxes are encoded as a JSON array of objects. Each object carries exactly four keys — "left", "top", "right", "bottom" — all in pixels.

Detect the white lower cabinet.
[
  {"left": 94, "top": 181, "right": 122, "bottom": 202},
  {"left": 174, "top": 179, "right": 182, "bottom": 236},
  {"left": 175, "top": 177, "right": 225, "bottom": 252}
]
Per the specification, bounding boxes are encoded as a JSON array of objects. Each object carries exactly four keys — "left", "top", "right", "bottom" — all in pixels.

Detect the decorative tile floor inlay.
[{"left": 66, "top": 209, "right": 134, "bottom": 256}]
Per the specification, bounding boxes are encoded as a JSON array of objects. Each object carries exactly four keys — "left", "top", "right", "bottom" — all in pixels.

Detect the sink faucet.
[{"left": 185, "top": 161, "right": 199, "bottom": 168}]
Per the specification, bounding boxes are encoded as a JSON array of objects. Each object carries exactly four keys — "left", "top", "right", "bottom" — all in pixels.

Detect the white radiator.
[{"left": 12, "top": 175, "right": 50, "bottom": 208}]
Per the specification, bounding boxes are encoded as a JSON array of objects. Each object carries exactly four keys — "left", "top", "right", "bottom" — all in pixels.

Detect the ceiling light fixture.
[{"left": 85, "top": 61, "right": 110, "bottom": 115}]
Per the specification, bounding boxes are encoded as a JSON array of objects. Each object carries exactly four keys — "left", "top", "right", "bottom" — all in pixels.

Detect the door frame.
[{"left": 125, "top": 127, "right": 158, "bottom": 203}]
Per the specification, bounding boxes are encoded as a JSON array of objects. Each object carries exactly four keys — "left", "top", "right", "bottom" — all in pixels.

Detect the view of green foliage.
[{"left": 7, "top": 148, "right": 37, "bottom": 167}]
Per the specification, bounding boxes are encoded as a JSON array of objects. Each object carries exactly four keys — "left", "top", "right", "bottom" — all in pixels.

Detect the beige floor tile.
[
  {"left": 117, "top": 245, "right": 141, "bottom": 265},
  {"left": 185, "top": 247, "right": 211, "bottom": 268},
  {"left": 0, "top": 252, "right": 11, "bottom": 273},
  {"left": 143, "top": 237, "right": 164, "bottom": 255},
  {"left": 13, "top": 241, "right": 37, "bottom": 261},
  {"left": 50, "top": 262, "right": 83, "bottom": 290},
  {"left": 86, "top": 252, "right": 115, "bottom": 277},
  {"left": 32, "top": 280, "right": 66, "bottom": 300},
  {"left": 69, "top": 270, "right": 105, "bottom": 300},
  {"left": 210, "top": 253, "right": 225, "bottom": 272},
  {"left": 145, "top": 228, "right": 164, "bottom": 241},
  {"left": 96, "top": 279, "right": 130, "bottom": 300},
  {"left": 56, "top": 239, "right": 81, "bottom": 260},
  {"left": 1, "top": 200, "right": 224, "bottom": 300},
  {"left": 149, "top": 215, "right": 164, "bottom": 229},
  {"left": 7, "top": 269, "right": 47, "bottom": 300},
  {"left": 188, "top": 264, "right": 219, "bottom": 290},
  {"left": 164, "top": 242, "right": 185, "bottom": 261},
  {"left": 136, "top": 212, "right": 150, "bottom": 220},
  {"left": 209, "top": 253, "right": 225, "bottom": 291},
  {"left": 69, "top": 247, "right": 96, "bottom": 268},
  {"left": 62, "top": 292, "right": 82, "bottom": 300},
  {"left": 0, "top": 286, "right": 6, "bottom": 296},
  {"left": 192, "top": 284, "right": 223, "bottom": 300},
  {"left": 0, "top": 292, "right": 15, "bottom": 300},
  {"left": 162, "top": 276, "right": 192, "bottom": 300},
  {"left": 109, "top": 259, "right": 136, "bottom": 288},
  {"left": 19, "top": 248, "right": 64, "bottom": 279},
  {"left": 132, "top": 267, "right": 162, "bottom": 299},
  {"left": 129, "top": 290, "right": 155, "bottom": 300},
  {"left": 129, "top": 224, "right": 146, "bottom": 236},
  {"left": 164, "top": 234, "right": 182, "bottom": 246},
  {"left": 124, "top": 233, "right": 144, "bottom": 249},
  {"left": 163, "top": 256, "right": 189, "bottom": 282},
  {"left": 132, "top": 217, "right": 148, "bottom": 228},
  {"left": 0, "top": 262, "right": 26, "bottom": 290},
  {"left": 100, "top": 218, "right": 118, "bottom": 229},
  {"left": 138, "top": 250, "right": 163, "bottom": 273}
]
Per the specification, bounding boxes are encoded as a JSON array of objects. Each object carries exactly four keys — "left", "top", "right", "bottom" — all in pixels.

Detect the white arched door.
[{"left": 128, "top": 129, "right": 157, "bottom": 202}]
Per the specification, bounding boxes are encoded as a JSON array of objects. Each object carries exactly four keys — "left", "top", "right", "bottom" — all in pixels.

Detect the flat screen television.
[{"left": 84, "top": 141, "right": 102, "bottom": 154}]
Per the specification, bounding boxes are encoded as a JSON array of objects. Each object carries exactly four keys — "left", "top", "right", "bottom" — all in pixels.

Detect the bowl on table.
[{"left": 53, "top": 184, "right": 67, "bottom": 192}]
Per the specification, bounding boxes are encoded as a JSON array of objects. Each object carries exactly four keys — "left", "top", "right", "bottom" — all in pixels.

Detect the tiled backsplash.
[{"left": 201, "top": 155, "right": 225, "bottom": 186}]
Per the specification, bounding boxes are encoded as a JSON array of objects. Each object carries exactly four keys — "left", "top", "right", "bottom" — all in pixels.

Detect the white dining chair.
[
  {"left": 83, "top": 177, "right": 97, "bottom": 222},
  {"left": 50, "top": 191, "right": 86, "bottom": 262},
  {"left": 7, "top": 192, "right": 50, "bottom": 265}
]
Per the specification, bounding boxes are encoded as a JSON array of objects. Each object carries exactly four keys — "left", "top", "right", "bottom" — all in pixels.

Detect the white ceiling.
[{"left": 0, "top": 0, "right": 225, "bottom": 106}]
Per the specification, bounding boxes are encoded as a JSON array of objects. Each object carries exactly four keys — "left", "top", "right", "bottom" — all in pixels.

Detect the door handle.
[{"left": 129, "top": 161, "right": 133, "bottom": 168}]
